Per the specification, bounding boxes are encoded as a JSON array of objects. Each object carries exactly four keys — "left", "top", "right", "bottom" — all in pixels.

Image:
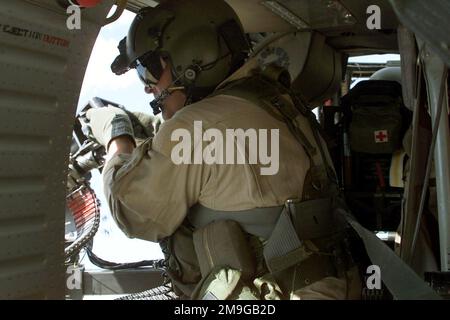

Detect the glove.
[
  {"left": 85, "top": 107, "right": 135, "bottom": 148},
  {"left": 127, "top": 111, "right": 163, "bottom": 144},
  {"left": 126, "top": 111, "right": 156, "bottom": 140}
]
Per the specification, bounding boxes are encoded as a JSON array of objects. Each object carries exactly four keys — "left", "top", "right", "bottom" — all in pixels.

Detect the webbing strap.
[
  {"left": 262, "top": 208, "right": 310, "bottom": 274},
  {"left": 189, "top": 201, "right": 332, "bottom": 275},
  {"left": 337, "top": 208, "right": 442, "bottom": 300},
  {"left": 213, "top": 77, "right": 319, "bottom": 165},
  {"left": 188, "top": 204, "right": 283, "bottom": 239},
  {"left": 196, "top": 75, "right": 442, "bottom": 299},
  {"left": 307, "top": 112, "right": 339, "bottom": 183},
  {"left": 189, "top": 202, "right": 442, "bottom": 299},
  {"left": 264, "top": 96, "right": 318, "bottom": 161},
  {"left": 214, "top": 76, "right": 339, "bottom": 183}
]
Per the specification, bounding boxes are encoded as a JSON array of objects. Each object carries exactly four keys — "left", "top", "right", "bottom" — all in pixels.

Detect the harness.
[{"left": 161, "top": 68, "right": 441, "bottom": 300}]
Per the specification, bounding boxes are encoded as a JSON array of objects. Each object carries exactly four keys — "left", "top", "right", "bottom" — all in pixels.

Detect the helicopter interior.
[{"left": 0, "top": 0, "right": 449, "bottom": 300}]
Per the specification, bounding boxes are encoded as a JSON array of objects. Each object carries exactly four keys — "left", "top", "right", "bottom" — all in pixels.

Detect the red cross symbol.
[{"left": 374, "top": 130, "right": 388, "bottom": 143}]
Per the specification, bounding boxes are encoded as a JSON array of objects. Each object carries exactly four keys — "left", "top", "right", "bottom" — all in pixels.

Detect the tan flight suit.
[{"left": 102, "top": 60, "right": 360, "bottom": 299}]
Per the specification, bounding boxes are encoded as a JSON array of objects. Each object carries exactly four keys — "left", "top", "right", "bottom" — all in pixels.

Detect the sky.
[
  {"left": 75, "top": 8, "right": 400, "bottom": 269},
  {"left": 77, "top": 9, "right": 163, "bottom": 270},
  {"left": 349, "top": 54, "right": 400, "bottom": 64}
]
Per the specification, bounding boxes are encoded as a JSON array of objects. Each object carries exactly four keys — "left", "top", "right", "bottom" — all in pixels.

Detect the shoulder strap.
[
  {"left": 205, "top": 75, "right": 442, "bottom": 300},
  {"left": 215, "top": 76, "right": 318, "bottom": 159},
  {"left": 213, "top": 75, "right": 336, "bottom": 184},
  {"left": 335, "top": 205, "right": 442, "bottom": 300}
]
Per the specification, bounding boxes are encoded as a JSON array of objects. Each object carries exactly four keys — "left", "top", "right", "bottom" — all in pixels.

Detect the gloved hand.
[
  {"left": 85, "top": 107, "right": 135, "bottom": 148},
  {"left": 127, "top": 111, "right": 162, "bottom": 145},
  {"left": 127, "top": 111, "right": 156, "bottom": 140}
]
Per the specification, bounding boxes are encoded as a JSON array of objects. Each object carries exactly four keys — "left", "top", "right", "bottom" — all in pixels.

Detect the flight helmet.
[{"left": 111, "top": 0, "right": 250, "bottom": 114}]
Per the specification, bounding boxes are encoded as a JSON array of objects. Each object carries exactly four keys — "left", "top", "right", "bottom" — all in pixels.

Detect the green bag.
[
  {"left": 349, "top": 102, "right": 403, "bottom": 154},
  {"left": 345, "top": 80, "right": 405, "bottom": 154}
]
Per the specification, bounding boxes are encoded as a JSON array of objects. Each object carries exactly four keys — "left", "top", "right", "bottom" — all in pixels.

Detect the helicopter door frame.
[
  {"left": 0, "top": 0, "right": 114, "bottom": 299},
  {"left": 421, "top": 46, "right": 450, "bottom": 272}
]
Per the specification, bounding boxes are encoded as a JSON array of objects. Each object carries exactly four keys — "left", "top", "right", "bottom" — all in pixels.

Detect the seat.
[{"left": 340, "top": 80, "right": 412, "bottom": 232}]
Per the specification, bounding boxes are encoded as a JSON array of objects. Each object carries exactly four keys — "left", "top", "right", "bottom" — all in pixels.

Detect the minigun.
[
  {"left": 67, "top": 97, "right": 151, "bottom": 192},
  {"left": 67, "top": 97, "right": 111, "bottom": 192}
]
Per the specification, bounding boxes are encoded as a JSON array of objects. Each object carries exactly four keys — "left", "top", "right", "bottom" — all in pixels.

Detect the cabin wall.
[{"left": 0, "top": 0, "right": 113, "bottom": 299}]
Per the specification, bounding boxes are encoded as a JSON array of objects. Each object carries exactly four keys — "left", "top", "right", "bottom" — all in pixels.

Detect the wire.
[
  {"left": 85, "top": 245, "right": 165, "bottom": 271},
  {"left": 199, "top": 52, "right": 232, "bottom": 71},
  {"left": 116, "top": 285, "right": 178, "bottom": 300}
]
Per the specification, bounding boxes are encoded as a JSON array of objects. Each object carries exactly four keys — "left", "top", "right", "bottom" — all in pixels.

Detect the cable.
[
  {"left": 85, "top": 245, "right": 166, "bottom": 271},
  {"left": 116, "top": 285, "right": 178, "bottom": 300}
]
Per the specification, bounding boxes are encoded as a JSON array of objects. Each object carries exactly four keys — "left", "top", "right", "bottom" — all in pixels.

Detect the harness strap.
[
  {"left": 189, "top": 202, "right": 442, "bottom": 299},
  {"left": 213, "top": 77, "right": 319, "bottom": 165},
  {"left": 189, "top": 204, "right": 282, "bottom": 240},
  {"left": 213, "top": 75, "right": 338, "bottom": 187},
  {"left": 337, "top": 207, "right": 442, "bottom": 300},
  {"left": 191, "top": 72, "right": 442, "bottom": 299},
  {"left": 189, "top": 203, "right": 306, "bottom": 276},
  {"left": 189, "top": 198, "right": 340, "bottom": 275},
  {"left": 262, "top": 205, "right": 306, "bottom": 274},
  {"left": 306, "top": 112, "right": 339, "bottom": 183}
]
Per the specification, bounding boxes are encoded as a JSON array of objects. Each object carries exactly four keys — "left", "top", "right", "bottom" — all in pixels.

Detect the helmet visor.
[
  {"left": 136, "top": 63, "right": 159, "bottom": 86},
  {"left": 135, "top": 51, "right": 165, "bottom": 86}
]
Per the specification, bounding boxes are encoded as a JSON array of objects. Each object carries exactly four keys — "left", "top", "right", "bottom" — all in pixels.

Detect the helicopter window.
[
  {"left": 76, "top": 8, "right": 164, "bottom": 271},
  {"left": 348, "top": 54, "right": 400, "bottom": 89},
  {"left": 339, "top": 54, "right": 408, "bottom": 233}
]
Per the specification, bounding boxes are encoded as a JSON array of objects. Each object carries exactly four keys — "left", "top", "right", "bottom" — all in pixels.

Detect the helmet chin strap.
[
  {"left": 148, "top": 62, "right": 210, "bottom": 115},
  {"left": 149, "top": 86, "right": 185, "bottom": 115},
  {"left": 149, "top": 64, "right": 188, "bottom": 115}
]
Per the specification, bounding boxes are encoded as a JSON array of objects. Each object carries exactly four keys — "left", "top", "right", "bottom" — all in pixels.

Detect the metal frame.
[
  {"left": 422, "top": 46, "right": 450, "bottom": 272},
  {"left": 81, "top": 268, "right": 164, "bottom": 296},
  {"left": 0, "top": 0, "right": 114, "bottom": 299}
]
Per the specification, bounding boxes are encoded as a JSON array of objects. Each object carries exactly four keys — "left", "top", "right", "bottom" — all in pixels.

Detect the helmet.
[
  {"left": 111, "top": 0, "right": 249, "bottom": 103},
  {"left": 369, "top": 67, "right": 402, "bottom": 85}
]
